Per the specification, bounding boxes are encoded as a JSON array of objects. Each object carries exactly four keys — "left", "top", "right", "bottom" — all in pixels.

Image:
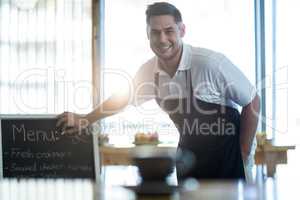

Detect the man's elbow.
[{"left": 244, "top": 94, "right": 260, "bottom": 114}]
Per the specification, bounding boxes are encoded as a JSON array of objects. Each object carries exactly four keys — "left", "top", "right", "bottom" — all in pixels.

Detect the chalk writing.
[
  {"left": 8, "top": 148, "right": 72, "bottom": 159},
  {"left": 12, "top": 124, "right": 60, "bottom": 143},
  {"left": 1, "top": 118, "right": 95, "bottom": 178}
]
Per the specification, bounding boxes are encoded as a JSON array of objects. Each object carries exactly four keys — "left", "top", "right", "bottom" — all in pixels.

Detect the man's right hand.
[{"left": 56, "top": 112, "right": 90, "bottom": 135}]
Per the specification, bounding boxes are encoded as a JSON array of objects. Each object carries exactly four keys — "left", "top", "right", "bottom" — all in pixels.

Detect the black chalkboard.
[{"left": 1, "top": 118, "right": 95, "bottom": 179}]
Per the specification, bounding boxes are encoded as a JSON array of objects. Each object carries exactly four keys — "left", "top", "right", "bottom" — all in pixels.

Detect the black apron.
[{"left": 155, "top": 71, "right": 245, "bottom": 180}]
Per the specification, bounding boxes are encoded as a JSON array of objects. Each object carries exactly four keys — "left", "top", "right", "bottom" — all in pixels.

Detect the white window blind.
[{"left": 0, "top": 0, "right": 93, "bottom": 114}]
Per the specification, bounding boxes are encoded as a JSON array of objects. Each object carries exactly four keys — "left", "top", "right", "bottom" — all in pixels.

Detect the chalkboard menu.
[{"left": 1, "top": 118, "right": 95, "bottom": 179}]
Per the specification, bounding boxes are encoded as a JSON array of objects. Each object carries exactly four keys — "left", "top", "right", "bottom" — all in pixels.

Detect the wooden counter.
[
  {"left": 254, "top": 139, "right": 295, "bottom": 176},
  {"left": 100, "top": 140, "right": 295, "bottom": 177},
  {"left": 100, "top": 144, "right": 175, "bottom": 166}
]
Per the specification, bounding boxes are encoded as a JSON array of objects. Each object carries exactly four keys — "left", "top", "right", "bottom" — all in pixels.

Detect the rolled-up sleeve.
[{"left": 217, "top": 56, "right": 257, "bottom": 107}]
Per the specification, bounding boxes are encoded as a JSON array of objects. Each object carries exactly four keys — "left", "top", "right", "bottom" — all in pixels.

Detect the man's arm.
[
  {"left": 239, "top": 94, "right": 260, "bottom": 160},
  {"left": 56, "top": 92, "right": 130, "bottom": 134},
  {"left": 56, "top": 59, "right": 155, "bottom": 134},
  {"left": 86, "top": 93, "right": 130, "bottom": 124}
]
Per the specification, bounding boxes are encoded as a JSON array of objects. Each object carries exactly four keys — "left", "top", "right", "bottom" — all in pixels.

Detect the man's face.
[{"left": 147, "top": 15, "right": 185, "bottom": 61}]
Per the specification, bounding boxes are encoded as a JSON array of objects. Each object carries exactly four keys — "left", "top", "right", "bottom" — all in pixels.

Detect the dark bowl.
[{"left": 131, "top": 147, "right": 176, "bottom": 182}]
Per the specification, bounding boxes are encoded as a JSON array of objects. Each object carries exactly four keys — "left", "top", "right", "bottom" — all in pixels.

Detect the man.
[{"left": 57, "top": 2, "right": 260, "bottom": 180}]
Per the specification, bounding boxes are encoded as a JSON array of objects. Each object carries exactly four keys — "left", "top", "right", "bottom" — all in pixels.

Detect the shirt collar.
[
  {"left": 177, "top": 43, "right": 191, "bottom": 71},
  {"left": 154, "top": 43, "right": 191, "bottom": 75}
]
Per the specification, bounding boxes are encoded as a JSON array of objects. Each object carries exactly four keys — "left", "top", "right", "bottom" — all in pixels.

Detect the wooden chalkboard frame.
[{"left": 0, "top": 114, "right": 100, "bottom": 181}]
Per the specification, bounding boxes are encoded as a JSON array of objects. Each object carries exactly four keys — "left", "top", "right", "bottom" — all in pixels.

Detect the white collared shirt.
[{"left": 131, "top": 44, "right": 256, "bottom": 109}]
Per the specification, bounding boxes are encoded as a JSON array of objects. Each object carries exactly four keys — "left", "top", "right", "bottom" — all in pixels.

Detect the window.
[
  {"left": 103, "top": 0, "right": 255, "bottom": 144},
  {"left": 265, "top": 0, "right": 300, "bottom": 140},
  {"left": 0, "top": 0, "right": 93, "bottom": 114}
]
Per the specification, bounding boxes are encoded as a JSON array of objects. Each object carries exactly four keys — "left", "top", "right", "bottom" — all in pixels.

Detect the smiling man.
[
  {"left": 147, "top": 14, "right": 185, "bottom": 77},
  {"left": 57, "top": 2, "right": 260, "bottom": 181}
]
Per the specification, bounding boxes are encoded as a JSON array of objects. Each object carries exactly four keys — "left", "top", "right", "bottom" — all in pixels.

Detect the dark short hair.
[{"left": 146, "top": 2, "right": 182, "bottom": 24}]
